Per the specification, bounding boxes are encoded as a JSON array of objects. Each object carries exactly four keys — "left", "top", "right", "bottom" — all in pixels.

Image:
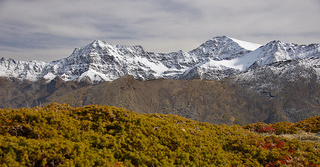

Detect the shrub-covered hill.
[{"left": 0, "top": 104, "right": 319, "bottom": 166}]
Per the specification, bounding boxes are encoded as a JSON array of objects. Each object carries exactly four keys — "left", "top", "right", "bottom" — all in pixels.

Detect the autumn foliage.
[{"left": 0, "top": 103, "right": 319, "bottom": 166}]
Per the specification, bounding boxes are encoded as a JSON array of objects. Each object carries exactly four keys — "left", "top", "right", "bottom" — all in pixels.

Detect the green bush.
[{"left": 0, "top": 103, "right": 319, "bottom": 166}]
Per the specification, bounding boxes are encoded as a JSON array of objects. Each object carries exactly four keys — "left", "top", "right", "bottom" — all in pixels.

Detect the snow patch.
[
  {"left": 43, "top": 72, "right": 56, "bottom": 81},
  {"left": 229, "top": 37, "right": 262, "bottom": 51}
]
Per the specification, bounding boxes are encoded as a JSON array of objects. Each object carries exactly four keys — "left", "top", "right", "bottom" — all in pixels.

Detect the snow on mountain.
[
  {"left": 1, "top": 36, "right": 320, "bottom": 84},
  {"left": 174, "top": 36, "right": 263, "bottom": 80},
  {"left": 0, "top": 57, "right": 47, "bottom": 81},
  {"left": 229, "top": 37, "right": 262, "bottom": 51},
  {"left": 248, "top": 41, "right": 320, "bottom": 68},
  {"left": 231, "top": 56, "right": 320, "bottom": 94},
  {"left": 48, "top": 40, "right": 170, "bottom": 82},
  {"left": 188, "top": 36, "right": 254, "bottom": 60}
]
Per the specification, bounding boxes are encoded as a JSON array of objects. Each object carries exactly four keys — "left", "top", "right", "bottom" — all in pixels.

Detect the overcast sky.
[{"left": 1, "top": 0, "right": 320, "bottom": 62}]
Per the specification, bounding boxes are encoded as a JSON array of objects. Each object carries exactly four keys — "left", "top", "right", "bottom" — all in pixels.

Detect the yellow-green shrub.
[{"left": 0, "top": 103, "right": 319, "bottom": 166}]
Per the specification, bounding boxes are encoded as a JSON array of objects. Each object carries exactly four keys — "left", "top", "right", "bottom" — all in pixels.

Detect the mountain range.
[
  {"left": 2, "top": 35, "right": 319, "bottom": 83},
  {"left": 1, "top": 36, "right": 320, "bottom": 125}
]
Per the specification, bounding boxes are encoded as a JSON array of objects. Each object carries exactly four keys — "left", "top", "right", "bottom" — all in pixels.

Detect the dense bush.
[
  {"left": 0, "top": 103, "right": 319, "bottom": 166},
  {"left": 243, "top": 121, "right": 300, "bottom": 135},
  {"left": 295, "top": 116, "right": 320, "bottom": 133},
  {"left": 243, "top": 116, "right": 320, "bottom": 135}
]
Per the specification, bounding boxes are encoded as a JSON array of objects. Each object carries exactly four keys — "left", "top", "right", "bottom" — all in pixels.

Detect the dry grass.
[{"left": 280, "top": 130, "right": 320, "bottom": 143}]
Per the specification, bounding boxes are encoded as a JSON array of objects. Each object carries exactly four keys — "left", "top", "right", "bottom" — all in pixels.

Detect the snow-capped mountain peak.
[
  {"left": 247, "top": 40, "right": 320, "bottom": 68},
  {"left": 188, "top": 36, "right": 258, "bottom": 61},
  {"left": 1, "top": 36, "right": 320, "bottom": 84}
]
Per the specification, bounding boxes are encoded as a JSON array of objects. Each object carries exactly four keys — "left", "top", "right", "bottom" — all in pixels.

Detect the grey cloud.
[{"left": 0, "top": 0, "right": 319, "bottom": 61}]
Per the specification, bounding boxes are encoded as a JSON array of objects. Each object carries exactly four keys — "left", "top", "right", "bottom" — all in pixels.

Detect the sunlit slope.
[{"left": 0, "top": 103, "right": 319, "bottom": 166}]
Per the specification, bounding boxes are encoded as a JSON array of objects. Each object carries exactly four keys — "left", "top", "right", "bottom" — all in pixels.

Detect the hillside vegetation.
[{"left": 0, "top": 103, "right": 320, "bottom": 166}]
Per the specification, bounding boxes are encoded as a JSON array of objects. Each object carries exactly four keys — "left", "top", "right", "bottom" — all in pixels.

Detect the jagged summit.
[
  {"left": 0, "top": 36, "right": 320, "bottom": 84},
  {"left": 189, "top": 36, "right": 249, "bottom": 60}
]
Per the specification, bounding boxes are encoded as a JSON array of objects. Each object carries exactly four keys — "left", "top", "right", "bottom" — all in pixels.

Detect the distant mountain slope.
[
  {"left": 0, "top": 76, "right": 252, "bottom": 124},
  {"left": 1, "top": 75, "right": 319, "bottom": 125}
]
